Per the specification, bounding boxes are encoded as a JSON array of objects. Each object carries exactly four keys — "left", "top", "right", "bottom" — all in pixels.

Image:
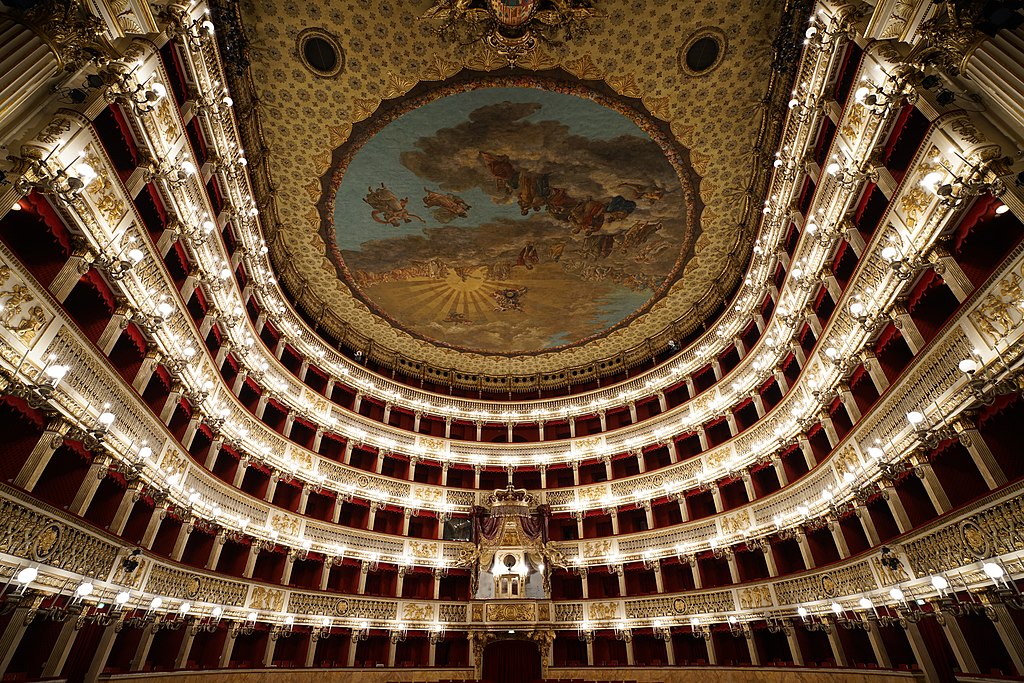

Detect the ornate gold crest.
[
  {"left": 960, "top": 520, "right": 989, "bottom": 559},
  {"left": 423, "top": 0, "right": 599, "bottom": 66},
  {"left": 33, "top": 524, "right": 61, "bottom": 560},
  {"left": 820, "top": 574, "right": 837, "bottom": 598}
]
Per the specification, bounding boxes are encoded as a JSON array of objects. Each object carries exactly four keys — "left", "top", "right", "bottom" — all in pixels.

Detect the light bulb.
[
  {"left": 150, "top": 597, "right": 164, "bottom": 610},
  {"left": 76, "top": 581, "right": 94, "bottom": 597},
  {"left": 98, "top": 411, "right": 116, "bottom": 426},
  {"left": 906, "top": 411, "right": 925, "bottom": 425},
  {"left": 44, "top": 365, "right": 69, "bottom": 381},
  {"left": 179, "top": 602, "right": 191, "bottom": 614},
  {"left": 212, "top": 606, "right": 223, "bottom": 618},
  {"left": 797, "top": 607, "right": 809, "bottom": 618},
  {"left": 115, "top": 591, "right": 131, "bottom": 605},
  {"left": 881, "top": 245, "right": 899, "bottom": 262},
  {"left": 858, "top": 597, "right": 873, "bottom": 610},
  {"left": 15, "top": 567, "right": 38, "bottom": 584},
  {"left": 958, "top": 358, "right": 978, "bottom": 374},
  {"left": 983, "top": 562, "right": 1005, "bottom": 579},
  {"left": 889, "top": 587, "right": 905, "bottom": 601},
  {"left": 931, "top": 575, "right": 949, "bottom": 591},
  {"left": 831, "top": 602, "right": 842, "bottom": 614},
  {"left": 920, "top": 171, "right": 944, "bottom": 189},
  {"left": 867, "top": 446, "right": 884, "bottom": 459},
  {"left": 849, "top": 301, "right": 865, "bottom": 317}
]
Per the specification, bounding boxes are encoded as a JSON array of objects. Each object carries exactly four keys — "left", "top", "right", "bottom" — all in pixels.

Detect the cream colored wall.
[{"left": 102, "top": 667, "right": 924, "bottom": 683}]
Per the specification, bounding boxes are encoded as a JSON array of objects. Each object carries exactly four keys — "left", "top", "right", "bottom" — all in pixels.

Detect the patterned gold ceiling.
[{"left": 231, "top": 0, "right": 796, "bottom": 382}]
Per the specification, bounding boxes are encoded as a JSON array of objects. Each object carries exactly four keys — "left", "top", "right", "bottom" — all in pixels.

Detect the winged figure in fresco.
[
  {"left": 616, "top": 219, "right": 663, "bottom": 251},
  {"left": 618, "top": 181, "right": 666, "bottom": 202},
  {"left": 363, "top": 183, "right": 424, "bottom": 226},
  {"left": 423, "top": 187, "right": 471, "bottom": 221}
]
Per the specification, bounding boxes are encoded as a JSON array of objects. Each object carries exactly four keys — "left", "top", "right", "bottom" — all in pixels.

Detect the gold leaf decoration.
[
  {"left": 561, "top": 55, "right": 604, "bottom": 81},
  {"left": 351, "top": 98, "right": 382, "bottom": 122},
  {"left": 328, "top": 123, "right": 353, "bottom": 148},
  {"left": 423, "top": 54, "right": 462, "bottom": 82},
  {"left": 607, "top": 73, "right": 643, "bottom": 100},
  {"left": 381, "top": 71, "right": 417, "bottom": 101},
  {"left": 643, "top": 95, "right": 673, "bottom": 121}
]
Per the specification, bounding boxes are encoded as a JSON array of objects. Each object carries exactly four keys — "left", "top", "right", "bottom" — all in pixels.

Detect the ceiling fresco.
[
  {"left": 323, "top": 79, "right": 700, "bottom": 354},
  {"left": 226, "top": 0, "right": 798, "bottom": 382}
]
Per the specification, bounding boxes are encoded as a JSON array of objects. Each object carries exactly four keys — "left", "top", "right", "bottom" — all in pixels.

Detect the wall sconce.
[
  {"left": 270, "top": 614, "right": 295, "bottom": 640},
  {"left": 605, "top": 553, "right": 623, "bottom": 576},
  {"left": 614, "top": 620, "right": 632, "bottom": 642},
  {"left": 931, "top": 155, "right": 1009, "bottom": 208},
  {"left": 103, "top": 62, "right": 167, "bottom": 116},
  {"left": 652, "top": 619, "right": 672, "bottom": 641},
  {"left": 688, "top": 617, "right": 711, "bottom": 640},
  {"left": 642, "top": 550, "right": 659, "bottom": 571},
  {"left": 9, "top": 354, "right": 69, "bottom": 410},
  {"left": 880, "top": 243, "right": 930, "bottom": 281},
  {"left": 389, "top": 621, "right": 408, "bottom": 643},
  {"left": 825, "top": 158, "right": 878, "bottom": 188},
  {"left": 433, "top": 558, "right": 448, "bottom": 579},
  {"left": 959, "top": 353, "right": 1021, "bottom": 406},
  {"left": 854, "top": 70, "right": 917, "bottom": 115},
  {"left": 13, "top": 149, "right": 97, "bottom": 204},
  {"left": 577, "top": 620, "right": 595, "bottom": 643},
  {"left": 351, "top": 620, "right": 370, "bottom": 642},
  {"left": 311, "top": 616, "right": 333, "bottom": 642},
  {"left": 797, "top": 606, "right": 831, "bottom": 632}
]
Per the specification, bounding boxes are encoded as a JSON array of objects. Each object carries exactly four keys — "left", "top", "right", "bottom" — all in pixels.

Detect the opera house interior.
[{"left": 1, "top": 0, "right": 1024, "bottom": 681}]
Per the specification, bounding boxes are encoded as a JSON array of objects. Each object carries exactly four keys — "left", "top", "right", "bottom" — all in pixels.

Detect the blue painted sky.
[{"left": 333, "top": 86, "right": 653, "bottom": 253}]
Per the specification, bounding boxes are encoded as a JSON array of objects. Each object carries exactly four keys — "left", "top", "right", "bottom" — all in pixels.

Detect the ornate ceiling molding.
[{"left": 222, "top": 0, "right": 810, "bottom": 390}]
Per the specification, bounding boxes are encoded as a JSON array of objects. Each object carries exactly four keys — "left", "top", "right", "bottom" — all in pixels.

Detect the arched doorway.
[{"left": 482, "top": 638, "right": 542, "bottom": 683}]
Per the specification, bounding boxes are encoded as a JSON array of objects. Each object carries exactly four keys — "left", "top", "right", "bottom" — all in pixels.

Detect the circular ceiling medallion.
[
  {"left": 679, "top": 29, "right": 726, "bottom": 76},
  {"left": 297, "top": 29, "right": 343, "bottom": 78},
  {"left": 322, "top": 77, "right": 700, "bottom": 356}
]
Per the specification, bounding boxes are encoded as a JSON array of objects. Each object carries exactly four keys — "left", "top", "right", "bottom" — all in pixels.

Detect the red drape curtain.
[{"left": 483, "top": 640, "right": 541, "bottom": 683}]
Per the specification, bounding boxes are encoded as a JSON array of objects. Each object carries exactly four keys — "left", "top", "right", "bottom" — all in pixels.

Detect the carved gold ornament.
[
  {"left": 487, "top": 602, "right": 536, "bottom": 622},
  {"left": 33, "top": 524, "right": 61, "bottom": 560},
  {"left": 960, "top": 520, "right": 989, "bottom": 559},
  {"left": 422, "top": 0, "right": 599, "bottom": 67}
]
